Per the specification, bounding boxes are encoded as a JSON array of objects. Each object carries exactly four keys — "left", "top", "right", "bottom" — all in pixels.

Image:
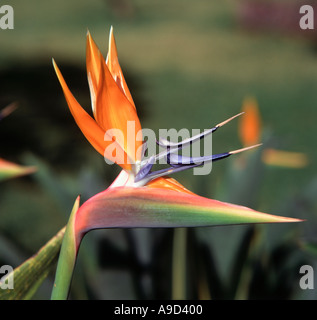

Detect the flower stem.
[
  {"left": 51, "top": 197, "right": 80, "bottom": 300},
  {"left": 172, "top": 228, "right": 187, "bottom": 299}
]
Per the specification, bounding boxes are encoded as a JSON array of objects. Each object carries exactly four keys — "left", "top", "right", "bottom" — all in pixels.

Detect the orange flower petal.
[
  {"left": 53, "top": 59, "right": 132, "bottom": 171},
  {"left": 239, "top": 97, "right": 261, "bottom": 146},
  {"left": 146, "top": 176, "right": 194, "bottom": 194},
  {"left": 86, "top": 33, "right": 143, "bottom": 165},
  {"left": 86, "top": 31, "right": 103, "bottom": 118},
  {"left": 106, "top": 27, "right": 135, "bottom": 109}
]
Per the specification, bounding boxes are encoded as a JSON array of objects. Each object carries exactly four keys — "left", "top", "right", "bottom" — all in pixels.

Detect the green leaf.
[{"left": 0, "top": 227, "right": 65, "bottom": 300}]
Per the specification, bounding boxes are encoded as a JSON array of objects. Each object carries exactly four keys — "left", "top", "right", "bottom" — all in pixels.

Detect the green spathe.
[
  {"left": 51, "top": 186, "right": 302, "bottom": 300},
  {"left": 75, "top": 186, "right": 301, "bottom": 237}
]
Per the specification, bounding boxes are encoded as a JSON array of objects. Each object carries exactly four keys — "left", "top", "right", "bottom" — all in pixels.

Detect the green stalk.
[
  {"left": 51, "top": 197, "right": 80, "bottom": 300},
  {"left": 172, "top": 228, "right": 187, "bottom": 300}
]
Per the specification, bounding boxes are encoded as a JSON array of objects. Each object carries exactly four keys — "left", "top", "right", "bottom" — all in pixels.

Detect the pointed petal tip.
[
  {"left": 86, "top": 30, "right": 97, "bottom": 50},
  {"left": 108, "top": 25, "right": 116, "bottom": 57},
  {"left": 52, "top": 58, "right": 61, "bottom": 81},
  {"left": 229, "top": 143, "right": 263, "bottom": 155},
  {"left": 86, "top": 30, "right": 93, "bottom": 43},
  {"left": 52, "top": 58, "right": 59, "bottom": 72},
  {"left": 270, "top": 216, "right": 305, "bottom": 224},
  {"left": 216, "top": 112, "right": 245, "bottom": 128},
  {"left": 108, "top": 26, "right": 114, "bottom": 41},
  {"left": 52, "top": 59, "right": 65, "bottom": 85}
]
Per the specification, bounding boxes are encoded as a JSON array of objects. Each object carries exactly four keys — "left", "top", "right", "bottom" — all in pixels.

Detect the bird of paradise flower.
[{"left": 51, "top": 27, "right": 302, "bottom": 299}]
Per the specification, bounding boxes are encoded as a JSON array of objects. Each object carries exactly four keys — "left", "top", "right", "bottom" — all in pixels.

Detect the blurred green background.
[{"left": 1, "top": 0, "right": 317, "bottom": 299}]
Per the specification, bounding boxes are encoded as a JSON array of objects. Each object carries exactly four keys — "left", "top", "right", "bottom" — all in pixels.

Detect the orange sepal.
[
  {"left": 147, "top": 176, "right": 195, "bottom": 194},
  {"left": 106, "top": 27, "right": 135, "bottom": 108},
  {"left": 86, "top": 31, "right": 103, "bottom": 118},
  {"left": 53, "top": 59, "right": 132, "bottom": 171},
  {"left": 86, "top": 34, "right": 143, "bottom": 165},
  {"left": 239, "top": 97, "right": 261, "bottom": 146}
]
